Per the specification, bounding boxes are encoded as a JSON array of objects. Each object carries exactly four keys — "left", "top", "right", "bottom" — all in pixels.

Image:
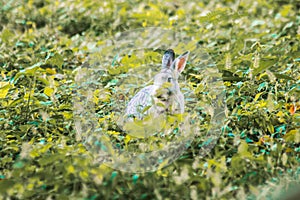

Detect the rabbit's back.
[{"left": 124, "top": 85, "right": 157, "bottom": 120}]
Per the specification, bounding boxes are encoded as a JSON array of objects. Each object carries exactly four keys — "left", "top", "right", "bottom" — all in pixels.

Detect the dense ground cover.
[{"left": 0, "top": 0, "right": 299, "bottom": 199}]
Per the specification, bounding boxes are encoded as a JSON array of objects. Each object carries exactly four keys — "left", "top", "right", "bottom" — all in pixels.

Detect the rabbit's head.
[{"left": 153, "top": 49, "right": 189, "bottom": 101}]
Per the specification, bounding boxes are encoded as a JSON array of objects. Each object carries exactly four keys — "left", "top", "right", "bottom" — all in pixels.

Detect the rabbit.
[{"left": 124, "top": 49, "right": 189, "bottom": 123}]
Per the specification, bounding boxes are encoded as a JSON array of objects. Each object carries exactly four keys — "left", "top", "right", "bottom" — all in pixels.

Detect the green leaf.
[
  {"left": 47, "top": 53, "right": 64, "bottom": 69},
  {"left": 254, "top": 92, "right": 263, "bottom": 101},
  {"left": 133, "top": 174, "right": 139, "bottom": 184},
  {"left": 0, "top": 180, "right": 15, "bottom": 193},
  {"left": 273, "top": 73, "right": 295, "bottom": 80},
  {"left": 283, "top": 130, "right": 300, "bottom": 143},
  {"left": 13, "top": 62, "right": 43, "bottom": 83},
  {"left": 44, "top": 87, "right": 54, "bottom": 97},
  {"left": 13, "top": 161, "right": 24, "bottom": 169},
  {"left": 238, "top": 141, "right": 252, "bottom": 158},
  {"left": 252, "top": 57, "right": 278, "bottom": 76},
  {"left": 0, "top": 82, "right": 10, "bottom": 98},
  {"left": 1, "top": 28, "right": 14, "bottom": 43}
]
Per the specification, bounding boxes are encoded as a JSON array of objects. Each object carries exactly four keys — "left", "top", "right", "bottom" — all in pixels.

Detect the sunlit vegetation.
[{"left": 0, "top": 0, "right": 299, "bottom": 199}]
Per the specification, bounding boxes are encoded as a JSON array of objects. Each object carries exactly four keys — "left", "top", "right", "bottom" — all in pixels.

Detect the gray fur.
[{"left": 124, "top": 50, "right": 189, "bottom": 121}]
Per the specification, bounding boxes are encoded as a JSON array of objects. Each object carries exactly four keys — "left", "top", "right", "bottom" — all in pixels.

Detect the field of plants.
[{"left": 0, "top": 0, "right": 299, "bottom": 199}]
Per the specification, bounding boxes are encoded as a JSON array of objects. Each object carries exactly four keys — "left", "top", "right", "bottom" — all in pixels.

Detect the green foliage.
[{"left": 0, "top": 0, "right": 300, "bottom": 199}]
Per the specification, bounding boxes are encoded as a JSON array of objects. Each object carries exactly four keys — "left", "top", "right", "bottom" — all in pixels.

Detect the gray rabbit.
[{"left": 124, "top": 49, "right": 189, "bottom": 121}]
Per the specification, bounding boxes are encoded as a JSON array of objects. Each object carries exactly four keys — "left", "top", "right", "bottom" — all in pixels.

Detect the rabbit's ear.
[
  {"left": 162, "top": 49, "right": 175, "bottom": 68},
  {"left": 172, "top": 51, "right": 189, "bottom": 73}
]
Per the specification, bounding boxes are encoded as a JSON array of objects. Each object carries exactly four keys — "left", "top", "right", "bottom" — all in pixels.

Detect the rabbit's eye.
[{"left": 167, "top": 77, "right": 172, "bottom": 82}]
